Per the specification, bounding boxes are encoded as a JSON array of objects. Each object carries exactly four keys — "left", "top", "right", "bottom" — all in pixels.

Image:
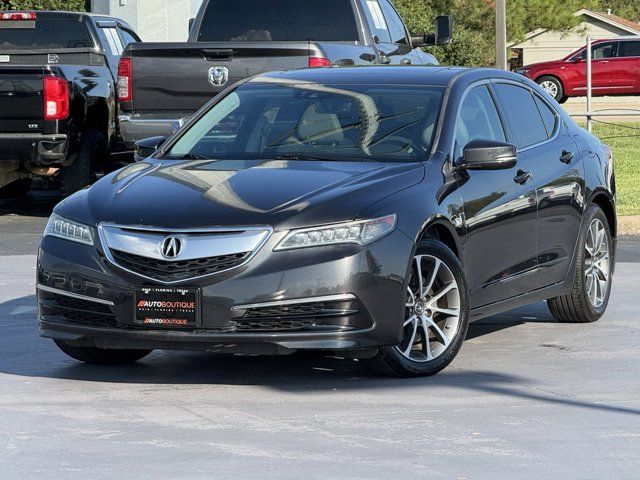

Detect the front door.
[
  {"left": 454, "top": 84, "right": 538, "bottom": 309},
  {"left": 570, "top": 41, "right": 616, "bottom": 95}
]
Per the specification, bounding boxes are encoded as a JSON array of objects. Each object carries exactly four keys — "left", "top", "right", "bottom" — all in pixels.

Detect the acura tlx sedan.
[{"left": 37, "top": 66, "right": 616, "bottom": 377}]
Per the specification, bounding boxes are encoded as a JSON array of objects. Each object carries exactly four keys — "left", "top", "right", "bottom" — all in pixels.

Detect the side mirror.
[
  {"left": 412, "top": 15, "right": 453, "bottom": 47},
  {"left": 135, "top": 136, "right": 166, "bottom": 161},
  {"left": 459, "top": 139, "right": 517, "bottom": 171}
]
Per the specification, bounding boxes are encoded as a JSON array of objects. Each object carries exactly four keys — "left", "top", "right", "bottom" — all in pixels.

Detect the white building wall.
[{"left": 91, "top": 0, "right": 205, "bottom": 42}]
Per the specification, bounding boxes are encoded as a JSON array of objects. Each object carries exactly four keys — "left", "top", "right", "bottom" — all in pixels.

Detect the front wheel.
[
  {"left": 54, "top": 340, "right": 152, "bottom": 365},
  {"left": 364, "top": 238, "right": 470, "bottom": 377},
  {"left": 537, "top": 75, "right": 565, "bottom": 102}
]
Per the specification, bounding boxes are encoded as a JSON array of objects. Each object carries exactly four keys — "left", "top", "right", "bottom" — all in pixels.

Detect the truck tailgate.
[
  {"left": 127, "top": 42, "right": 314, "bottom": 112},
  {"left": 0, "top": 66, "right": 45, "bottom": 133}
]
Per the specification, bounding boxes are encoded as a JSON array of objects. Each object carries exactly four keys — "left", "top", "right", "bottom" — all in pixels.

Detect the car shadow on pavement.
[
  {"left": 1, "top": 294, "right": 639, "bottom": 417},
  {"left": 0, "top": 189, "right": 58, "bottom": 217}
]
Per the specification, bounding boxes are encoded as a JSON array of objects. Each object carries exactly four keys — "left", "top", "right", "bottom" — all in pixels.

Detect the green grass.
[{"left": 582, "top": 122, "right": 640, "bottom": 216}]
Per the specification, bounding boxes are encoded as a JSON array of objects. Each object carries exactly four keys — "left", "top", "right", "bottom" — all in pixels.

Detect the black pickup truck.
[
  {"left": 0, "top": 10, "right": 140, "bottom": 197},
  {"left": 118, "top": 0, "right": 451, "bottom": 147}
]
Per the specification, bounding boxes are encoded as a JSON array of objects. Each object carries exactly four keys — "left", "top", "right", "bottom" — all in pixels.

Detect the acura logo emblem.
[
  {"left": 208, "top": 66, "right": 229, "bottom": 87},
  {"left": 161, "top": 236, "right": 182, "bottom": 259}
]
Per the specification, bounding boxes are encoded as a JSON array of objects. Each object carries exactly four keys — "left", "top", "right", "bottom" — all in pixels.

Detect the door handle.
[
  {"left": 400, "top": 58, "right": 412, "bottom": 65},
  {"left": 560, "top": 150, "right": 574, "bottom": 164},
  {"left": 514, "top": 170, "right": 532, "bottom": 185}
]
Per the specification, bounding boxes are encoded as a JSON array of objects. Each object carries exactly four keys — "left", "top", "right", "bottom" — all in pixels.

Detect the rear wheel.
[
  {"left": 547, "top": 205, "right": 613, "bottom": 323},
  {"left": 58, "top": 130, "right": 104, "bottom": 197},
  {"left": 537, "top": 75, "right": 564, "bottom": 102},
  {"left": 54, "top": 340, "right": 152, "bottom": 365},
  {"left": 364, "top": 238, "right": 470, "bottom": 377},
  {"left": 0, "top": 178, "right": 31, "bottom": 198}
]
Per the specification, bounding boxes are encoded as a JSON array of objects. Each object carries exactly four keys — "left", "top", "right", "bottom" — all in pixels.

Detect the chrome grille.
[
  {"left": 111, "top": 249, "right": 250, "bottom": 283},
  {"left": 98, "top": 224, "right": 272, "bottom": 283}
]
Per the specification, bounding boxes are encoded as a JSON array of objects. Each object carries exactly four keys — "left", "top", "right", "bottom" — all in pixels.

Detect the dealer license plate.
[{"left": 134, "top": 287, "right": 200, "bottom": 327}]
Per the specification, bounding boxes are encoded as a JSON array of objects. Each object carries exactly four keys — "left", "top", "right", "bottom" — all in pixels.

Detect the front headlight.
[
  {"left": 275, "top": 214, "right": 396, "bottom": 251},
  {"left": 516, "top": 68, "right": 530, "bottom": 76},
  {"left": 44, "top": 213, "right": 94, "bottom": 246}
]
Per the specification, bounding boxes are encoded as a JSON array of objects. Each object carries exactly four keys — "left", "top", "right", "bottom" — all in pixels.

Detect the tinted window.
[
  {"left": 198, "top": 0, "right": 359, "bottom": 42},
  {"left": 494, "top": 84, "right": 548, "bottom": 148},
  {"left": 533, "top": 94, "right": 558, "bottom": 138},
  {"left": 619, "top": 41, "right": 640, "bottom": 58},
  {"left": 579, "top": 42, "right": 616, "bottom": 60},
  {"left": 0, "top": 19, "right": 93, "bottom": 49},
  {"left": 378, "top": 0, "right": 407, "bottom": 44},
  {"left": 362, "top": 0, "right": 391, "bottom": 43},
  {"left": 455, "top": 85, "right": 506, "bottom": 158},
  {"left": 167, "top": 83, "right": 444, "bottom": 162}
]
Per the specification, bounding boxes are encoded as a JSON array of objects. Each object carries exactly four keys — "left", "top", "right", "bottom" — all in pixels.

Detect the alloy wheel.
[
  {"left": 397, "top": 254, "right": 461, "bottom": 362},
  {"left": 584, "top": 218, "right": 610, "bottom": 308},
  {"left": 540, "top": 80, "right": 559, "bottom": 98}
]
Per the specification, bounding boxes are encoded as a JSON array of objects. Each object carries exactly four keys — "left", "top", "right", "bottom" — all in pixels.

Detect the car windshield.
[{"left": 165, "top": 82, "right": 444, "bottom": 162}]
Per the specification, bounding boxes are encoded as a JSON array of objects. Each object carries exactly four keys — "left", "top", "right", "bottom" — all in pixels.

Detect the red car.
[{"left": 516, "top": 38, "right": 640, "bottom": 103}]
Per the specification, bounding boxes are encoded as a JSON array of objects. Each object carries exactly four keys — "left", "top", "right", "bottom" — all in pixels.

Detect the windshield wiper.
[
  {"left": 161, "top": 153, "right": 210, "bottom": 160},
  {"left": 272, "top": 153, "right": 351, "bottom": 162}
]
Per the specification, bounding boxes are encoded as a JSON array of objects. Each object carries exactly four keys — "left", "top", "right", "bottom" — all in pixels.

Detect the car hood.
[
  {"left": 522, "top": 59, "right": 566, "bottom": 70},
  {"left": 57, "top": 158, "right": 425, "bottom": 230}
]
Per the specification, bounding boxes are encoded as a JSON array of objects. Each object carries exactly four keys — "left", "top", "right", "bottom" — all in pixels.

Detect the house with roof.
[{"left": 509, "top": 9, "right": 640, "bottom": 68}]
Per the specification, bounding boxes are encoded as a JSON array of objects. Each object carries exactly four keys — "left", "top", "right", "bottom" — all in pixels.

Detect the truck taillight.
[
  {"left": 117, "top": 57, "right": 132, "bottom": 102},
  {"left": 43, "top": 76, "right": 69, "bottom": 121},
  {"left": 0, "top": 11, "right": 37, "bottom": 20},
  {"left": 309, "top": 57, "right": 332, "bottom": 68}
]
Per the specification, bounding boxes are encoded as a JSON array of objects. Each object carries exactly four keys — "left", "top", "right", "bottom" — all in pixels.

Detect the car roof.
[{"left": 250, "top": 66, "right": 521, "bottom": 88}]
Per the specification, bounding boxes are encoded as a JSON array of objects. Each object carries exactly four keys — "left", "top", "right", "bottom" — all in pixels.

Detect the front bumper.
[
  {"left": 37, "top": 229, "right": 413, "bottom": 354},
  {"left": 118, "top": 113, "right": 190, "bottom": 149}
]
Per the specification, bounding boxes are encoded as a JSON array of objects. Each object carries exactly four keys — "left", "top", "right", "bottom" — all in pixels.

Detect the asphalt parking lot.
[{"left": 1, "top": 191, "right": 639, "bottom": 479}]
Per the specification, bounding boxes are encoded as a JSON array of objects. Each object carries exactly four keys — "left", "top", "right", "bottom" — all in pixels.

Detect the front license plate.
[{"left": 134, "top": 287, "right": 200, "bottom": 327}]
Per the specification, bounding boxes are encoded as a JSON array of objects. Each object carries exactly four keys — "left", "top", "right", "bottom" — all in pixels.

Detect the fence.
[{"left": 569, "top": 35, "right": 640, "bottom": 133}]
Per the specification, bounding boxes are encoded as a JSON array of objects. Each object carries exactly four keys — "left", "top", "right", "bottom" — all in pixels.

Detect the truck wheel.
[
  {"left": 58, "top": 130, "right": 105, "bottom": 197},
  {"left": 536, "top": 76, "right": 564, "bottom": 102},
  {"left": 0, "top": 178, "right": 31, "bottom": 198},
  {"left": 54, "top": 340, "right": 152, "bottom": 365},
  {"left": 364, "top": 238, "right": 470, "bottom": 377}
]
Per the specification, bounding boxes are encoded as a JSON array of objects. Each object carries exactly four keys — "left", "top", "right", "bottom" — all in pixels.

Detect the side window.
[
  {"left": 118, "top": 28, "right": 139, "bottom": 48},
  {"left": 533, "top": 94, "right": 558, "bottom": 138},
  {"left": 580, "top": 42, "right": 616, "bottom": 60},
  {"left": 619, "top": 41, "right": 640, "bottom": 58},
  {"left": 362, "top": 0, "right": 391, "bottom": 43},
  {"left": 97, "top": 26, "right": 124, "bottom": 62},
  {"left": 378, "top": 0, "right": 408, "bottom": 44},
  {"left": 455, "top": 85, "right": 506, "bottom": 159},
  {"left": 494, "top": 83, "right": 548, "bottom": 148}
]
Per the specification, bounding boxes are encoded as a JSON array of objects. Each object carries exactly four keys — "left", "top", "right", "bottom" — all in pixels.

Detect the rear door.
[
  {"left": 455, "top": 84, "right": 539, "bottom": 308},
  {"left": 610, "top": 40, "right": 640, "bottom": 93}
]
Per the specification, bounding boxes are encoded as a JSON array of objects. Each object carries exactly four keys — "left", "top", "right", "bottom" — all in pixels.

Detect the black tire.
[
  {"left": 547, "top": 204, "right": 613, "bottom": 323},
  {"left": 54, "top": 339, "right": 152, "bottom": 365},
  {"left": 58, "top": 130, "right": 105, "bottom": 197},
  {"left": 558, "top": 96, "right": 568, "bottom": 104},
  {"left": 364, "top": 238, "right": 470, "bottom": 377},
  {"left": 536, "top": 75, "right": 564, "bottom": 102},
  {"left": 0, "top": 178, "right": 31, "bottom": 198}
]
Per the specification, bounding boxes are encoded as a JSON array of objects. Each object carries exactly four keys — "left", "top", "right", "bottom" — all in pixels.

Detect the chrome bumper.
[{"left": 118, "top": 115, "right": 186, "bottom": 148}]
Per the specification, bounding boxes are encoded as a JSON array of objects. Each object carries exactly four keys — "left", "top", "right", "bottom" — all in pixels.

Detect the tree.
[
  {"left": 598, "top": 0, "right": 640, "bottom": 21},
  {"left": 2, "top": 0, "right": 88, "bottom": 11},
  {"left": 394, "top": 0, "right": 598, "bottom": 67}
]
